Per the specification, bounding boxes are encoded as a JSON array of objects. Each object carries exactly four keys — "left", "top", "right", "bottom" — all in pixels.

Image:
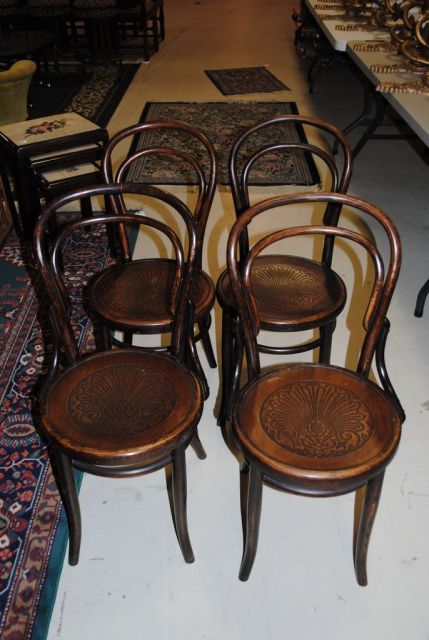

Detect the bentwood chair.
[
  {"left": 34, "top": 183, "right": 206, "bottom": 566},
  {"left": 88, "top": 121, "right": 217, "bottom": 398},
  {"left": 216, "top": 115, "right": 353, "bottom": 426},
  {"left": 226, "top": 192, "right": 404, "bottom": 584}
]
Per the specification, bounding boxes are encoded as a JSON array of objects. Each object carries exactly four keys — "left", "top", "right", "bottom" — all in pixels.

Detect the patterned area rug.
[
  {"left": 127, "top": 102, "right": 320, "bottom": 186},
  {"left": 0, "top": 225, "right": 112, "bottom": 639},
  {"left": 28, "top": 63, "right": 139, "bottom": 126},
  {"left": 205, "top": 66, "right": 289, "bottom": 95}
]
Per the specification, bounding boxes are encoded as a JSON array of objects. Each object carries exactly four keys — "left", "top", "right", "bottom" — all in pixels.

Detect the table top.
[
  {"left": 347, "top": 43, "right": 429, "bottom": 146},
  {"left": 0, "top": 112, "right": 102, "bottom": 149},
  {"left": 304, "top": 0, "right": 429, "bottom": 145},
  {"left": 305, "top": 0, "right": 389, "bottom": 51}
]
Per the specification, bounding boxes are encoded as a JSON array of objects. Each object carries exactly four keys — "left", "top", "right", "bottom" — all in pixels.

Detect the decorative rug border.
[{"left": 128, "top": 101, "right": 320, "bottom": 187}]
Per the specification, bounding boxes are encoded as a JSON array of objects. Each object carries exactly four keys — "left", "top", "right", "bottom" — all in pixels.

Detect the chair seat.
[
  {"left": 216, "top": 255, "right": 347, "bottom": 331},
  {"left": 233, "top": 363, "right": 401, "bottom": 496},
  {"left": 40, "top": 349, "right": 203, "bottom": 466},
  {"left": 89, "top": 258, "right": 215, "bottom": 332}
]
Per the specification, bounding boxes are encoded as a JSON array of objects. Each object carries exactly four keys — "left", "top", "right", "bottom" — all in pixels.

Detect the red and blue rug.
[{"left": 0, "top": 226, "right": 112, "bottom": 639}]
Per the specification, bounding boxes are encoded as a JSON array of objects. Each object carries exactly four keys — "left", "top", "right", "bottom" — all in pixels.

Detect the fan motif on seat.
[
  {"left": 68, "top": 364, "right": 176, "bottom": 434},
  {"left": 260, "top": 379, "right": 374, "bottom": 458},
  {"left": 251, "top": 261, "right": 325, "bottom": 312},
  {"left": 95, "top": 262, "right": 174, "bottom": 315}
]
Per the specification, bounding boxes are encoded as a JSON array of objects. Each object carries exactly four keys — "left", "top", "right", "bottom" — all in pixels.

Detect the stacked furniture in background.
[{"left": 0, "top": 0, "right": 165, "bottom": 62}]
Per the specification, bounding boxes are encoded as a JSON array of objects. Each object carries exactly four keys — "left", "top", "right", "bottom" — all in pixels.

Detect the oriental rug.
[
  {"left": 127, "top": 101, "right": 320, "bottom": 186},
  {"left": 0, "top": 223, "right": 113, "bottom": 639},
  {"left": 28, "top": 63, "right": 139, "bottom": 127},
  {"left": 205, "top": 66, "right": 289, "bottom": 95}
]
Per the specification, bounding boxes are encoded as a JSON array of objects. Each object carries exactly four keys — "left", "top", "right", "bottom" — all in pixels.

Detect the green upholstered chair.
[{"left": 0, "top": 60, "right": 37, "bottom": 126}]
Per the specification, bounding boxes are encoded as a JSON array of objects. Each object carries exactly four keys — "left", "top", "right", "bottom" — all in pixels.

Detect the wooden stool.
[{"left": 0, "top": 111, "right": 108, "bottom": 236}]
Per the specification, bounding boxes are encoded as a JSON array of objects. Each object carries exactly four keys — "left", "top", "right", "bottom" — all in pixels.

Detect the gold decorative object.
[
  {"left": 377, "top": 79, "right": 429, "bottom": 93},
  {"left": 370, "top": 62, "right": 417, "bottom": 71},
  {"left": 317, "top": 12, "right": 346, "bottom": 18},
  {"left": 351, "top": 40, "right": 397, "bottom": 51},
  {"left": 314, "top": 3, "right": 343, "bottom": 8},
  {"left": 381, "top": 12, "right": 429, "bottom": 93},
  {"left": 335, "top": 23, "right": 382, "bottom": 29}
]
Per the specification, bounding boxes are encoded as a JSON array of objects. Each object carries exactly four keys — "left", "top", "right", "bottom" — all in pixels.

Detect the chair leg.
[
  {"left": 186, "top": 330, "right": 209, "bottom": 400},
  {"left": 198, "top": 313, "right": 217, "bottom": 368},
  {"left": 158, "top": 5, "right": 165, "bottom": 39},
  {"left": 239, "top": 461, "right": 263, "bottom": 581},
  {"left": 189, "top": 427, "right": 207, "bottom": 460},
  {"left": 217, "top": 307, "right": 234, "bottom": 427},
  {"left": 52, "top": 448, "right": 82, "bottom": 566},
  {"left": 415, "top": 278, "right": 429, "bottom": 317},
  {"left": 353, "top": 471, "right": 385, "bottom": 586},
  {"left": 99, "top": 323, "right": 112, "bottom": 350},
  {"left": 227, "top": 316, "right": 244, "bottom": 421},
  {"left": 171, "top": 443, "right": 194, "bottom": 563},
  {"left": 319, "top": 321, "right": 335, "bottom": 364},
  {"left": 375, "top": 318, "right": 405, "bottom": 422}
]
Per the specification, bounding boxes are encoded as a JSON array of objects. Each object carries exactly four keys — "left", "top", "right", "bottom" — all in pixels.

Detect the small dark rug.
[
  {"left": 205, "top": 66, "right": 289, "bottom": 95},
  {"left": 127, "top": 101, "right": 320, "bottom": 186},
  {"left": 28, "top": 63, "right": 139, "bottom": 126}
]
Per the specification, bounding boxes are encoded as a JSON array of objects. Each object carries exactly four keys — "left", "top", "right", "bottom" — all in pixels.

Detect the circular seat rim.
[
  {"left": 40, "top": 349, "right": 203, "bottom": 464},
  {"left": 232, "top": 362, "right": 402, "bottom": 495},
  {"left": 216, "top": 255, "right": 347, "bottom": 331},
  {"left": 89, "top": 259, "right": 215, "bottom": 332}
]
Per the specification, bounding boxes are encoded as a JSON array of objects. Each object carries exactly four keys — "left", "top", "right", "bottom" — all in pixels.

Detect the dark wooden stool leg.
[
  {"left": 52, "top": 448, "right": 82, "bottom": 566},
  {"left": 239, "top": 462, "right": 263, "bottom": 581},
  {"left": 171, "top": 443, "right": 194, "bottom": 563},
  {"left": 354, "top": 471, "right": 385, "bottom": 586}
]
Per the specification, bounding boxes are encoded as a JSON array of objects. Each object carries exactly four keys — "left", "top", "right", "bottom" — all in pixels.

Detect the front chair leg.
[
  {"left": 227, "top": 316, "right": 244, "bottom": 422},
  {"left": 354, "top": 471, "right": 385, "bottom": 586},
  {"left": 52, "top": 448, "right": 82, "bottom": 566},
  {"left": 171, "top": 444, "right": 195, "bottom": 563},
  {"left": 186, "top": 329, "right": 209, "bottom": 400},
  {"left": 239, "top": 461, "right": 263, "bottom": 581},
  {"left": 198, "top": 313, "right": 217, "bottom": 368},
  {"left": 189, "top": 428, "right": 207, "bottom": 460}
]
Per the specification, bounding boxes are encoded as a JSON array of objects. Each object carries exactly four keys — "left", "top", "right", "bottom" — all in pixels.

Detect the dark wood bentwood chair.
[
  {"left": 88, "top": 121, "right": 217, "bottom": 399},
  {"left": 34, "top": 183, "right": 206, "bottom": 566},
  {"left": 226, "top": 192, "right": 404, "bottom": 584},
  {"left": 216, "top": 115, "right": 353, "bottom": 427}
]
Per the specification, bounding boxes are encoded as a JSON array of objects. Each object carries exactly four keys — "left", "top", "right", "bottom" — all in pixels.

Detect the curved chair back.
[
  {"left": 227, "top": 191, "right": 401, "bottom": 383},
  {"left": 101, "top": 121, "right": 217, "bottom": 264},
  {"left": 34, "top": 182, "right": 198, "bottom": 369},
  {"left": 0, "top": 60, "right": 37, "bottom": 126},
  {"left": 228, "top": 114, "right": 353, "bottom": 261}
]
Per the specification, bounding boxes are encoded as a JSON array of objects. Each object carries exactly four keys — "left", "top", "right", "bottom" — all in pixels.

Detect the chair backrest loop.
[
  {"left": 34, "top": 182, "right": 198, "bottom": 370},
  {"left": 226, "top": 191, "right": 401, "bottom": 382},
  {"left": 228, "top": 115, "right": 353, "bottom": 263}
]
